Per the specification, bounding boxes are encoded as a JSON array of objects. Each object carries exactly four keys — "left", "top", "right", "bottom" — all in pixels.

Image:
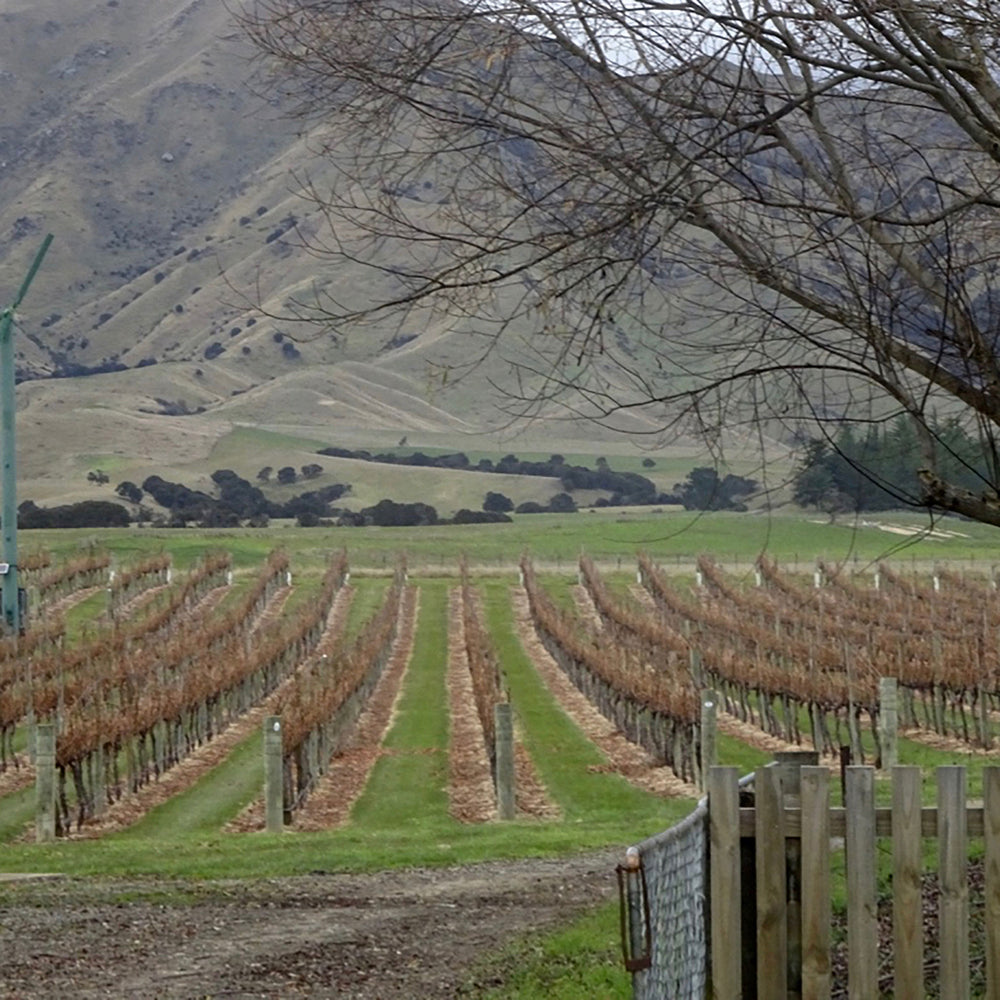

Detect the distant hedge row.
[{"left": 317, "top": 447, "right": 673, "bottom": 507}]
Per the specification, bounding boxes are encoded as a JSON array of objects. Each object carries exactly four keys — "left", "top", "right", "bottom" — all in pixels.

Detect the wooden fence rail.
[{"left": 708, "top": 762, "right": 1000, "bottom": 999}]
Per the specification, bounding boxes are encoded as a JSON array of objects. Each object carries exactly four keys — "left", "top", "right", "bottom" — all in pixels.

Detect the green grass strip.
[
  {"left": 715, "top": 731, "right": 773, "bottom": 774},
  {"left": 0, "top": 822, "right": 669, "bottom": 879},
  {"left": 65, "top": 590, "right": 112, "bottom": 645},
  {"left": 342, "top": 577, "right": 390, "bottom": 641},
  {"left": 350, "top": 579, "right": 450, "bottom": 827},
  {"left": 0, "top": 785, "right": 34, "bottom": 843},
  {"left": 479, "top": 577, "right": 689, "bottom": 832},
  {"left": 114, "top": 728, "right": 264, "bottom": 840}
]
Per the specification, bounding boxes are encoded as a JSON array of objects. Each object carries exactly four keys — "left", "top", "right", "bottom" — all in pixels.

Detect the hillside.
[{"left": 0, "top": 0, "right": 786, "bottom": 512}]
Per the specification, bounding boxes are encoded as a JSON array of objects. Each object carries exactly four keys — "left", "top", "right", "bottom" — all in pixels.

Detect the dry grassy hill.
[{"left": 0, "top": 0, "right": 789, "bottom": 512}]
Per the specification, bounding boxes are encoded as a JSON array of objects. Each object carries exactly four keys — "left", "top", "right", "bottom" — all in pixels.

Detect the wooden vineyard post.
[
  {"left": 264, "top": 716, "right": 283, "bottom": 833},
  {"left": 700, "top": 690, "right": 717, "bottom": 792},
  {"left": 92, "top": 743, "right": 107, "bottom": 818},
  {"left": 35, "top": 722, "right": 55, "bottom": 843},
  {"left": 690, "top": 648, "right": 704, "bottom": 687},
  {"left": 979, "top": 685, "right": 992, "bottom": 750},
  {"left": 495, "top": 702, "right": 515, "bottom": 820},
  {"left": 879, "top": 678, "right": 898, "bottom": 769},
  {"left": 26, "top": 705, "right": 35, "bottom": 763}
]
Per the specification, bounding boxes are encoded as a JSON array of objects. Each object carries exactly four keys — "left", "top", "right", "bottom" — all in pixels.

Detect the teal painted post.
[
  {"left": 0, "top": 234, "right": 53, "bottom": 634},
  {"left": 0, "top": 305, "right": 17, "bottom": 633}
]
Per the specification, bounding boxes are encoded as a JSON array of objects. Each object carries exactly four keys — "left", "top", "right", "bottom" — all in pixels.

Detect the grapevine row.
[
  {"left": 0, "top": 552, "right": 236, "bottom": 738},
  {"left": 638, "top": 554, "right": 881, "bottom": 760},
  {"left": 49, "top": 551, "right": 347, "bottom": 832},
  {"left": 35, "top": 551, "right": 112, "bottom": 607},
  {"left": 0, "top": 553, "right": 239, "bottom": 771},
  {"left": 278, "top": 561, "right": 407, "bottom": 818},
  {"left": 521, "top": 556, "right": 701, "bottom": 783},
  {"left": 459, "top": 557, "right": 506, "bottom": 779},
  {"left": 107, "top": 552, "right": 172, "bottom": 617},
  {"left": 751, "top": 558, "right": 1000, "bottom": 747}
]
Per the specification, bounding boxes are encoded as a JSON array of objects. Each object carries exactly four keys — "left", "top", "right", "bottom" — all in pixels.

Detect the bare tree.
[{"left": 239, "top": 1, "right": 1000, "bottom": 525}]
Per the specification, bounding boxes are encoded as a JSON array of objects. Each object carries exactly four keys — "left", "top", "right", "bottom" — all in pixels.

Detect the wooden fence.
[{"left": 708, "top": 760, "right": 1000, "bottom": 999}]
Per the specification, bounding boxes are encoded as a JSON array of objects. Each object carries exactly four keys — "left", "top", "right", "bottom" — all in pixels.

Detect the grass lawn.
[{"left": 19, "top": 508, "right": 1000, "bottom": 578}]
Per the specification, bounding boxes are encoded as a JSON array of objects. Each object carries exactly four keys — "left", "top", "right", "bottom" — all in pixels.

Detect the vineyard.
[
  {"left": 3, "top": 541, "right": 999, "bottom": 848},
  {"left": 4, "top": 531, "right": 1000, "bottom": 996}
]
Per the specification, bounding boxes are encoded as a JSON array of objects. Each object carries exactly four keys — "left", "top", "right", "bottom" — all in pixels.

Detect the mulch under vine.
[{"left": 446, "top": 587, "right": 497, "bottom": 823}]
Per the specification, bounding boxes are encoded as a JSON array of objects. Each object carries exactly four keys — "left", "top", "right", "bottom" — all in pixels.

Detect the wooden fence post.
[
  {"left": 756, "top": 765, "right": 787, "bottom": 997},
  {"left": 892, "top": 766, "right": 923, "bottom": 999},
  {"left": 801, "top": 766, "right": 831, "bottom": 999},
  {"left": 495, "top": 703, "right": 515, "bottom": 820},
  {"left": 709, "top": 766, "right": 741, "bottom": 999},
  {"left": 776, "top": 750, "right": 819, "bottom": 997},
  {"left": 35, "top": 722, "right": 55, "bottom": 843},
  {"left": 264, "top": 716, "right": 283, "bottom": 833},
  {"left": 939, "top": 766, "right": 969, "bottom": 1000},
  {"left": 845, "top": 766, "right": 877, "bottom": 999},
  {"left": 985, "top": 766, "right": 1000, "bottom": 1000},
  {"left": 879, "top": 677, "right": 898, "bottom": 769}
]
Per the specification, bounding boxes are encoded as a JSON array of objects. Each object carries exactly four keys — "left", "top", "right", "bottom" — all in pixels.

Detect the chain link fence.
[{"left": 624, "top": 774, "right": 754, "bottom": 1000}]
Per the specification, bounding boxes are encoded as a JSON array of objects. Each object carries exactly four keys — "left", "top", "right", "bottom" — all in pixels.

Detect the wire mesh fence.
[
  {"left": 625, "top": 774, "right": 754, "bottom": 999},
  {"left": 629, "top": 803, "right": 709, "bottom": 1000}
]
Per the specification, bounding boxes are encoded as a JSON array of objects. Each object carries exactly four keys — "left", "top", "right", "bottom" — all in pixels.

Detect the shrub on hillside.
[
  {"left": 482, "top": 491, "right": 514, "bottom": 513},
  {"left": 115, "top": 481, "right": 143, "bottom": 504},
  {"left": 548, "top": 492, "right": 578, "bottom": 513},
  {"left": 360, "top": 499, "right": 438, "bottom": 526},
  {"left": 452, "top": 509, "right": 512, "bottom": 524},
  {"left": 514, "top": 501, "right": 548, "bottom": 514}
]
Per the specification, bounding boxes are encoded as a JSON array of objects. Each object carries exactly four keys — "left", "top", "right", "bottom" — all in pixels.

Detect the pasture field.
[
  {"left": 2, "top": 511, "right": 1000, "bottom": 997},
  {"left": 19, "top": 506, "right": 1000, "bottom": 572}
]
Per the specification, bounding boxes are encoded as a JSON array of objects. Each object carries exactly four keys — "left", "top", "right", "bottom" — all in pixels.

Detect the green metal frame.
[{"left": 1, "top": 233, "right": 53, "bottom": 633}]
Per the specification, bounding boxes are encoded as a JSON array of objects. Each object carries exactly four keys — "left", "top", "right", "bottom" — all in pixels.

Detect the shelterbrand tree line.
[{"left": 242, "top": 1, "right": 1000, "bottom": 526}]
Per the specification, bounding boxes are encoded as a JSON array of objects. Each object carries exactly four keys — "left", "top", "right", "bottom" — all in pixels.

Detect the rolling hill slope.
[{"left": 0, "top": 0, "right": 787, "bottom": 510}]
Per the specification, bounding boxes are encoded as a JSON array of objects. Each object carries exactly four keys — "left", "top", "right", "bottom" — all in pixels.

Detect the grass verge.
[{"left": 459, "top": 900, "right": 630, "bottom": 999}]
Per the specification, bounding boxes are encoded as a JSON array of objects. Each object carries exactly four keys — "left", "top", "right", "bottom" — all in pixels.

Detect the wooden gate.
[{"left": 708, "top": 760, "right": 1000, "bottom": 999}]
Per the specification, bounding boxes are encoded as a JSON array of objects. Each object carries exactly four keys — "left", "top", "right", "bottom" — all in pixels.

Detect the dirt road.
[{"left": 0, "top": 851, "right": 620, "bottom": 998}]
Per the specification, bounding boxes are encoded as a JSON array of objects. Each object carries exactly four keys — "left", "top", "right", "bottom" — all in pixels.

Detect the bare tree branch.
[{"left": 237, "top": 0, "right": 1000, "bottom": 523}]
